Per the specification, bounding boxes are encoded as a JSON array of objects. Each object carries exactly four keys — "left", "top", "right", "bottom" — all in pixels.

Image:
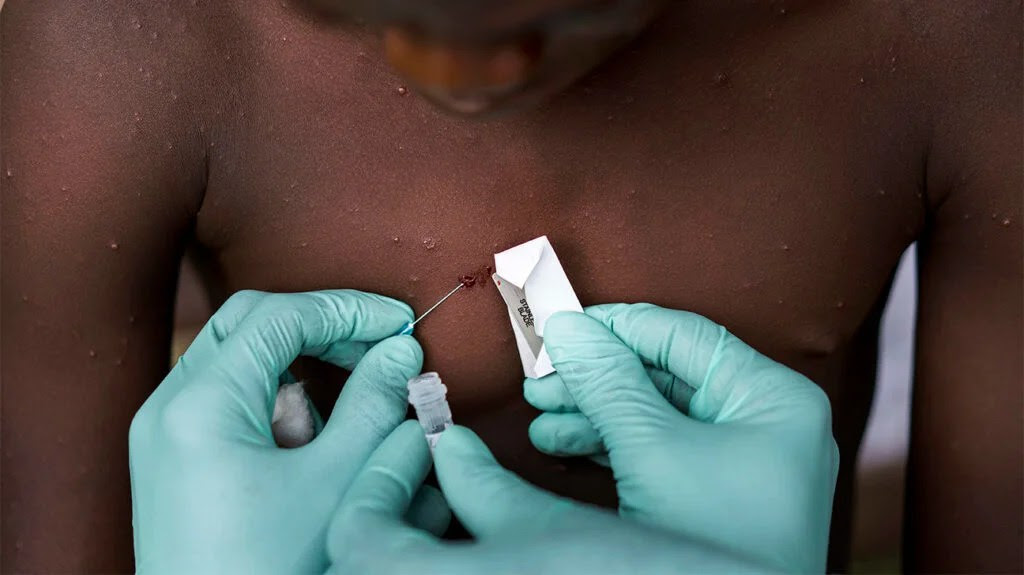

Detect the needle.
[{"left": 397, "top": 283, "right": 466, "bottom": 335}]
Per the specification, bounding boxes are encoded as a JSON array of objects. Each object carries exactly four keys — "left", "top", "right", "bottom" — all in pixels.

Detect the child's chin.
[
  {"left": 418, "top": 74, "right": 585, "bottom": 116},
  {"left": 410, "top": 85, "right": 529, "bottom": 116}
]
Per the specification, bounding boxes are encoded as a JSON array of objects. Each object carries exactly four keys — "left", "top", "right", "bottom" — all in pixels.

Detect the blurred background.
[
  {"left": 171, "top": 245, "right": 918, "bottom": 573},
  {"left": 848, "top": 245, "right": 915, "bottom": 573}
]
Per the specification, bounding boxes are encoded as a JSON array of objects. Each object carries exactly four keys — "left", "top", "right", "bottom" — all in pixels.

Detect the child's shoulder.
[
  {"left": 891, "top": 0, "right": 1020, "bottom": 89},
  {"left": 1, "top": 0, "right": 276, "bottom": 96}
]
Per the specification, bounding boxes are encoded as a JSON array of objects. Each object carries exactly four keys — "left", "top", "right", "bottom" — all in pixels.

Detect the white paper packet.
[{"left": 492, "top": 236, "right": 583, "bottom": 378}]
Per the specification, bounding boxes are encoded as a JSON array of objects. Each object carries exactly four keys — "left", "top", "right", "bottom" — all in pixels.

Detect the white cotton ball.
[{"left": 272, "top": 382, "right": 316, "bottom": 448}]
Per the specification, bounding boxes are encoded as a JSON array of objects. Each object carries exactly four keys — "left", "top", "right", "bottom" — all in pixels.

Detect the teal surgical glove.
[
  {"left": 326, "top": 422, "right": 775, "bottom": 574},
  {"left": 524, "top": 304, "right": 839, "bottom": 574},
  {"left": 129, "top": 290, "right": 450, "bottom": 575}
]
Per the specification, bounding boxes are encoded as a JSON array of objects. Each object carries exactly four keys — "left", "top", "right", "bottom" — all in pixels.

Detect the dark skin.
[{"left": 2, "top": 0, "right": 1021, "bottom": 572}]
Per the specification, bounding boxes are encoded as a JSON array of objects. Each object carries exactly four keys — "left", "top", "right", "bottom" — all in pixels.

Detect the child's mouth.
[{"left": 383, "top": 26, "right": 543, "bottom": 113}]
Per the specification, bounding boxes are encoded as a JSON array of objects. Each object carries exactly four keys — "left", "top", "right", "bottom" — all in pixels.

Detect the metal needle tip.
[{"left": 399, "top": 283, "right": 466, "bottom": 335}]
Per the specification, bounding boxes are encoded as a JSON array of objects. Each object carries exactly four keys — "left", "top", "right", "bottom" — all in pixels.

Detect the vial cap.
[{"left": 407, "top": 372, "right": 447, "bottom": 406}]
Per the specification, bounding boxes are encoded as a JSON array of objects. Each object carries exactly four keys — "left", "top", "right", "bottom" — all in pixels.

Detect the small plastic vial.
[{"left": 407, "top": 372, "right": 453, "bottom": 450}]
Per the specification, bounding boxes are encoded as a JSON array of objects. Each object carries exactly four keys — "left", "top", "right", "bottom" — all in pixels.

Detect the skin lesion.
[{"left": 459, "top": 265, "right": 494, "bottom": 289}]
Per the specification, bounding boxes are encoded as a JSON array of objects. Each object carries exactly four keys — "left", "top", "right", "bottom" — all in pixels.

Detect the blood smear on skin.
[{"left": 459, "top": 265, "right": 494, "bottom": 289}]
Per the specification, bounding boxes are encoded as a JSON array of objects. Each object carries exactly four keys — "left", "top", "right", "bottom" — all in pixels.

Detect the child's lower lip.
[{"left": 383, "top": 27, "right": 542, "bottom": 93}]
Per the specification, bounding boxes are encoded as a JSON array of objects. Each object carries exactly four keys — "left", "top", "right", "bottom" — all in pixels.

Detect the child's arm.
[
  {"left": 909, "top": 2, "right": 1022, "bottom": 571},
  {"left": 1, "top": 1, "right": 208, "bottom": 571}
]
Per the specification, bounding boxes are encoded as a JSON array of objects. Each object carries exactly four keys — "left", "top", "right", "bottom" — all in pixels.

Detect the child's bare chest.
[
  {"left": 194, "top": 9, "right": 923, "bottom": 500},
  {"left": 202, "top": 38, "right": 920, "bottom": 374}
]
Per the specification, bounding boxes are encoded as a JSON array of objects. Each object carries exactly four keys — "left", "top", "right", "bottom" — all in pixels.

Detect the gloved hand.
[
  {"left": 523, "top": 304, "right": 839, "bottom": 574},
  {"left": 129, "top": 290, "right": 450, "bottom": 574},
  {"left": 326, "top": 422, "right": 775, "bottom": 574}
]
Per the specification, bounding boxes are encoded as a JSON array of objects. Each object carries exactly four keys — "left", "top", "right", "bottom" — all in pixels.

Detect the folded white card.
[{"left": 492, "top": 236, "right": 583, "bottom": 378}]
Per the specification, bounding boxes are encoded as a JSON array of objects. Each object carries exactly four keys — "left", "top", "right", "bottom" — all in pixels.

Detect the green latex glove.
[
  {"left": 523, "top": 304, "right": 839, "bottom": 574},
  {"left": 129, "top": 290, "right": 450, "bottom": 574},
  {"left": 327, "top": 422, "right": 776, "bottom": 574}
]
